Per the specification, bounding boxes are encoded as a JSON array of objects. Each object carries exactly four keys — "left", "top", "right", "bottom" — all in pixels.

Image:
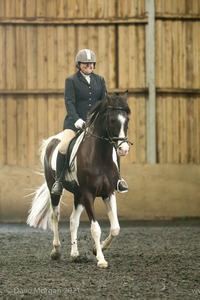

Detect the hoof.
[
  {"left": 71, "top": 250, "right": 80, "bottom": 259},
  {"left": 71, "top": 255, "right": 81, "bottom": 262},
  {"left": 72, "top": 255, "right": 90, "bottom": 263},
  {"left": 51, "top": 249, "right": 61, "bottom": 260},
  {"left": 97, "top": 261, "right": 108, "bottom": 268}
]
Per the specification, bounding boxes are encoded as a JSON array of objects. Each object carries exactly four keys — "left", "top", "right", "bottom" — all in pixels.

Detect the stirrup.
[
  {"left": 51, "top": 180, "right": 63, "bottom": 196},
  {"left": 117, "top": 179, "right": 128, "bottom": 193}
]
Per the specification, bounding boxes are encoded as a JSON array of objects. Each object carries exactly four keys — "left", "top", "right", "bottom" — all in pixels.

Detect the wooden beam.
[
  {"left": 0, "top": 88, "right": 148, "bottom": 95},
  {"left": 156, "top": 88, "right": 200, "bottom": 95},
  {"left": 1, "top": 14, "right": 199, "bottom": 26},
  {"left": 145, "top": 0, "right": 156, "bottom": 163},
  {"left": 0, "top": 16, "right": 148, "bottom": 25},
  {"left": 156, "top": 13, "right": 200, "bottom": 21},
  {"left": 1, "top": 87, "right": 200, "bottom": 96}
]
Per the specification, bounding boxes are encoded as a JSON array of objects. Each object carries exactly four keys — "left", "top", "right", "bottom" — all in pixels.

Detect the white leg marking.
[
  {"left": 102, "top": 193, "right": 120, "bottom": 250},
  {"left": 70, "top": 204, "right": 84, "bottom": 258},
  {"left": 50, "top": 204, "right": 61, "bottom": 260},
  {"left": 91, "top": 220, "right": 108, "bottom": 268}
]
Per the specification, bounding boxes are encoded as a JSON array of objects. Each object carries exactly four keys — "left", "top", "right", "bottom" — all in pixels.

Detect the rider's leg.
[{"left": 51, "top": 129, "right": 76, "bottom": 195}]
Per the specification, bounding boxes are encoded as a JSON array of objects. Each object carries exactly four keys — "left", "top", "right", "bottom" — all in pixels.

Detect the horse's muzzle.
[{"left": 117, "top": 142, "right": 130, "bottom": 156}]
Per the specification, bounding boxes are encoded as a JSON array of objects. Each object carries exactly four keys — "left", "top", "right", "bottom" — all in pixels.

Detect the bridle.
[{"left": 85, "top": 105, "right": 133, "bottom": 148}]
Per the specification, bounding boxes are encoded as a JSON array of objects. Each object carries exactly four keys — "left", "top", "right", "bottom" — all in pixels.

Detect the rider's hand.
[{"left": 74, "top": 118, "right": 86, "bottom": 129}]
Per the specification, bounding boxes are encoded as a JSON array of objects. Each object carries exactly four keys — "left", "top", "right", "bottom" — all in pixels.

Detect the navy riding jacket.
[{"left": 63, "top": 71, "right": 106, "bottom": 131}]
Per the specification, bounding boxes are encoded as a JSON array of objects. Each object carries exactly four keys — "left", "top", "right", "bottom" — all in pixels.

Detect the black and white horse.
[{"left": 27, "top": 91, "right": 131, "bottom": 268}]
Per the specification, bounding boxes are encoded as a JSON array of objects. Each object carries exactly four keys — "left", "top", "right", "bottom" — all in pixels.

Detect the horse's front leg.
[
  {"left": 101, "top": 193, "right": 120, "bottom": 250},
  {"left": 70, "top": 203, "right": 84, "bottom": 259},
  {"left": 83, "top": 193, "right": 108, "bottom": 268},
  {"left": 91, "top": 220, "right": 108, "bottom": 268},
  {"left": 50, "top": 195, "right": 61, "bottom": 260}
]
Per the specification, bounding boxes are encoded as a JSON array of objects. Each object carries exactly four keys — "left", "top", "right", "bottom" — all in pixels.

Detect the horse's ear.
[{"left": 122, "top": 90, "right": 129, "bottom": 102}]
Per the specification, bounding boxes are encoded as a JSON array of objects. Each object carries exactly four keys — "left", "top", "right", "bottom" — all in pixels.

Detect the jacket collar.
[{"left": 77, "top": 71, "right": 93, "bottom": 84}]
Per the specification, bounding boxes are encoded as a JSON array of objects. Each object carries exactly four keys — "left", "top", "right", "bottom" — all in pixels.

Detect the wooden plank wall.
[
  {"left": 0, "top": 0, "right": 200, "bottom": 167},
  {"left": 156, "top": 0, "right": 200, "bottom": 163}
]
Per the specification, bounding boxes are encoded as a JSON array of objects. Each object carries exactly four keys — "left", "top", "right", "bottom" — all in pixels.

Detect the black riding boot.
[
  {"left": 51, "top": 151, "right": 66, "bottom": 196},
  {"left": 117, "top": 178, "right": 128, "bottom": 193},
  {"left": 116, "top": 155, "right": 128, "bottom": 193}
]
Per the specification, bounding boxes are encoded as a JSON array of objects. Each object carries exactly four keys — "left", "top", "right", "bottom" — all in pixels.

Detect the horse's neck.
[
  {"left": 87, "top": 121, "right": 106, "bottom": 139},
  {"left": 92, "top": 136, "right": 113, "bottom": 159},
  {"left": 87, "top": 118, "right": 113, "bottom": 153}
]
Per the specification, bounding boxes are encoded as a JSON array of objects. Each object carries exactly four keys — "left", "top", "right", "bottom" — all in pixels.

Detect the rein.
[{"left": 85, "top": 131, "right": 132, "bottom": 148}]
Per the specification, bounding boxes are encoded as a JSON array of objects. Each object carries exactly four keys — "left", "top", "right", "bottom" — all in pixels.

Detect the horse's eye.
[
  {"left": 110, "top": 119, "right": 118, "bottom": 126},
  {"left": 110, "top": 121, "right": 120, "bottom": 135},
  {"left": 110, "top": 120, "right": 118, "bottom": 131}
]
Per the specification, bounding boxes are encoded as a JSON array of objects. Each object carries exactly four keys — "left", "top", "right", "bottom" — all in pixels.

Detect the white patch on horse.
[
  {"left": 117, "top": 114, "right": 129, "bottom": 155},
  {"left": 70, "top": 204, "right": 84, "bottom": 258},
  {"left": 118, "top": 114, "right": 126, "bottom": 138},
  {"left": 48, "top": 132, "right": 64, "bottom": 170},
  {"left": 112, "top": 148, "right": 119, "bottom": 169},
  {"left": 51, "top": 144, "right": 59, "bottom": 171},
  {"left": 91, "top": 220, "right": 108, "bottom": 268}
]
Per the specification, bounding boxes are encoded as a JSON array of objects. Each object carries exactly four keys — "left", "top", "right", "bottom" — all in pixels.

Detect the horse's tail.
[{"left": 27, "top": 182, "right": 51, "bottom": 230}]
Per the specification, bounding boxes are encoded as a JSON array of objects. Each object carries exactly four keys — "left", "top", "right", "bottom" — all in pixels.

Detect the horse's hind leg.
[
  {"left": 50, "top": 195, "right": 61, "bottom": 260},
  {"left": 70, "top": 203, "right": 84, "bottom": 259},
  {"left": 101, "top": 193, "right": 120, "bottom": 250}
]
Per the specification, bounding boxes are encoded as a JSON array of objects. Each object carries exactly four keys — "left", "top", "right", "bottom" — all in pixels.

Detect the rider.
[{"left": 51, "top": 48, "right": 128, "bottom": 195}]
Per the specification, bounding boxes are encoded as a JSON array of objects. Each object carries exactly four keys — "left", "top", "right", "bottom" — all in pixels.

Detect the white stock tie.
[{"left": 85, "top": 76, "right": 90, "bottom": 84}]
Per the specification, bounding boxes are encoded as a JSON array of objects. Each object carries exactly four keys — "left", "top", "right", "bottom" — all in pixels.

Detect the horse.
[{"left": 27, "top": 91, "right": 131, "bottom": 268}]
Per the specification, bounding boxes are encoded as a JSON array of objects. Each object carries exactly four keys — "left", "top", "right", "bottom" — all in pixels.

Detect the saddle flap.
[{"left": 66, "top": 131, "right": 85, "bottom": 172}]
